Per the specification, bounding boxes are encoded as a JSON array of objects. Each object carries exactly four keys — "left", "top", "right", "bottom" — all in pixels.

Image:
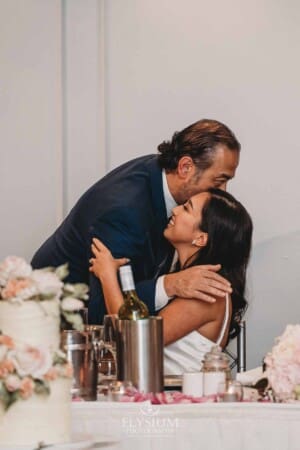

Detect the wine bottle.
[{"left": 118, "top": 265, "right": 149, "bottom": 320}]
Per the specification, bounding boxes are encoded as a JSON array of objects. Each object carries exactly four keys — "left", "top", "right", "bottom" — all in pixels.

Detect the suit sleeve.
[{"left": 87, "top": 207, "right": 157, "bottom": 324}]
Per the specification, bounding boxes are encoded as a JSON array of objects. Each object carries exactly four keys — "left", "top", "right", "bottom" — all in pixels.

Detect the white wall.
[
  {"left": 0, "top": 0, "right": 63, "bottom": 260},
  {"left": 63, "top": 0, "right": 106, "bottom": 212},
  {"left": 1, "top": 0, "right": 300, "bottom": 368},
  {"left": 0, "top": 0, "right": 105, "bottom": 259},
  {"left": 104, "top": 0, "right": 300, "bottom": 368}
]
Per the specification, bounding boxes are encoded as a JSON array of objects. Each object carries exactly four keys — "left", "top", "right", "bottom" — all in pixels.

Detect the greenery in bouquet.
[
  {"left": 264, "top": 324, "right": 300, "bottom": 401},
  {"left": 0, "top": 334, "right": 72, "bottom": 410},
  {"left": 0, "top": 256, "right": 89, "bottom": 331}
]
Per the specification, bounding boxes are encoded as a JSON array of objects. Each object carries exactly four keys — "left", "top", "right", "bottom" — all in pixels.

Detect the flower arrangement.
[
  {"left": 0, "top": 334, "right": 72, "bottom": 410},
  {"left": 0, "top": 256, "right": 88, "bottom": 331},
  {"left": 264, "top": 324, "right": 300, "bottom": 401}
]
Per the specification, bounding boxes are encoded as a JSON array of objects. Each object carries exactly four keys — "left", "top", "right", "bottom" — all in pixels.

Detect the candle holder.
[
  {"left": 107, "top": 380, "right": 137, "bottom": 401},
  {"left": 217, "top": 380, "right": 243, "bottom": 402}
]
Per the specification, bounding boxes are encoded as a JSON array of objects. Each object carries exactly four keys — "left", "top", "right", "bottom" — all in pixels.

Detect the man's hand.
[{"left": 164, "top": 264, "right": 232, "bottom": 303}]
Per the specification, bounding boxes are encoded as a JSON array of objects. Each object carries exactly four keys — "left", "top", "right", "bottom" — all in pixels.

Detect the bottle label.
[{"left": 119, "top": 265, "right": 135, "bottom": 291}]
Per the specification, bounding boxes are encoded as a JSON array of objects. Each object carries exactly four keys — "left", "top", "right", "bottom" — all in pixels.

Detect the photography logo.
[
  {"left": 121, "top": 403, "right": 179, "bottom": 437},
  {"left": 140, "top": 403, "right": 159, "bottom": 417}
]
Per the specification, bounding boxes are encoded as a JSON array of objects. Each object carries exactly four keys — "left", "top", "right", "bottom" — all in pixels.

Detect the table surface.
[{"left": 72, "top": 400, "right": 300, "bottom": 450}]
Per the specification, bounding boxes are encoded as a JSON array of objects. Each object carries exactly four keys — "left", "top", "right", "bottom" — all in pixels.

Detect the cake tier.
[
  {"left": 0, "top": 300, "right": 60, "bottom": 350},
  {"left": 0, "top": 378, "right": 71, "bottom": 446}
]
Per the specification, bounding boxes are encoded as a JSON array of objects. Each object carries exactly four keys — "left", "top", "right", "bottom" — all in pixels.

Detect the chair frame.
[{"left": 224, "top": 320, "right": 246, "bottom": 372}]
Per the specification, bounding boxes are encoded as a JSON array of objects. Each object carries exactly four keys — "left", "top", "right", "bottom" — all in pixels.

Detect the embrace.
[
  {"left": 32, "top": 118, "right": 253, "bottom": 374},
  {"left": 90, "top": 188, "right": 252, "bottom": 374}
]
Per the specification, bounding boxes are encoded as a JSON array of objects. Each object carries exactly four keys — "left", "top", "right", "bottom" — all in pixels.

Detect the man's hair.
[{"left": 157, "top": 119, "right": 241, "bottom": 172}]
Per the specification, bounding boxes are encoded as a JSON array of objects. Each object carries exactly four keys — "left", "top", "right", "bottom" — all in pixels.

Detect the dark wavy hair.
[
  {"left": 183, "top": 189, "right": 253, "bottom": 341},
  {"left": 157, "top": 119, "right": 241, "bottom": 173}
]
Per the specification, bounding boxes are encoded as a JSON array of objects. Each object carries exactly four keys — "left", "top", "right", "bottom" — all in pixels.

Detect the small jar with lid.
[{"left": 201, "top": 346, "right": 231, "bottom": 396}]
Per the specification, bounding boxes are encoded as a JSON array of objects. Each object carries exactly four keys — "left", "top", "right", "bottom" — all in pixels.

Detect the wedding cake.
[{"left": 0, "top": 256, "right": 88, "bottom": 447}]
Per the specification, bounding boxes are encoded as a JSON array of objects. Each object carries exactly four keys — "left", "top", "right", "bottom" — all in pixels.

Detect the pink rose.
[
  {"left": 269, "top": 371, "right": 293, "bottom": 395},
  {"left": 4, "top": 374, "right": 21, "bottom": 392},
  {"left": 44, "top": 367, "right": 58, "bottom": 381},
  {"left": 0, "top": 336, "right": 15, "bottom": 362},
  {"left": 0, "top": 335, "right": 15, "bottom": 349},
  {"left": 19, "top": 377, "right": 35, "bottom": 399},
  {"left": 265, "top": 325, "right": 300, "bottom": 397},
  {"left": 0, "top": 359, "right": 15, "bottom": 378},
  {"left": 1, "top": 278, "right": 35, "bottom": 300},
  {"left": 11, "top": 345, "right": 52, "bottom": 379},
  {"left": 0, "top": 256, "right": 32, "bottom": 287}
]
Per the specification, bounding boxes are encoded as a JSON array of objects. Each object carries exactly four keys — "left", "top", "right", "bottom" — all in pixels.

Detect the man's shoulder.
[
  {"left": 105, "top": 154, "right": 160, "bottom": 177},
  {"left": 83, "top": 155, "right": 161, "bottom": 200},
  {"left": 67, "top": 154, "right": 164, "bottom": 227}
]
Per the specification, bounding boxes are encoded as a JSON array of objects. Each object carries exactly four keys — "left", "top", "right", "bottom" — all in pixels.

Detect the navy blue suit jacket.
[{"left": 31, "top": 155, "right": 172, "bottom": 323}]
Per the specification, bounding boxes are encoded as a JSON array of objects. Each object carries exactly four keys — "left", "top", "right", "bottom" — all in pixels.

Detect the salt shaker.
[{"left": 201, "top": 346, "right": 231, "bottom": 396}]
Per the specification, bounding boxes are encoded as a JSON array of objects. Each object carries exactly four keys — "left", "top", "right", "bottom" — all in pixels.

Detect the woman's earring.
[{"left": 192, "top": 239, "right": 197, "bottom": 246}]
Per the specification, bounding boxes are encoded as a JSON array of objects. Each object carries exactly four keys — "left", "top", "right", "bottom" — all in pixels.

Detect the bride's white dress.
[{"left": 164, "top": 294, "right": 230, "bottom": 375}]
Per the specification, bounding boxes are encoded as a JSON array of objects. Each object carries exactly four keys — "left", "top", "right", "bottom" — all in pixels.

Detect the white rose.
[
  {"left": 32, "top": 270, "right": 63, "bottom": 298},
  {"left": 4, "top": 374, "right": 21, "bottom": 392},
  {"left": 61, "top": 297, "right": 84, "bottom": 311},
  {"left": 10, "top": 344, "right": 52, "bottom": 379},
  {"left": 0, "top": 256, "right": 32, "bottom": 287},
  {"left": 63, "top": 312, "right": 84, "bottom": 331}
]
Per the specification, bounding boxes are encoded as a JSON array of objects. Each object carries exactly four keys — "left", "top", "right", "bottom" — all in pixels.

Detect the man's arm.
[
  {"left": 163, "top": 265, "right": 232, "bottom": 303},
  {"left": 88, "top": 264, "right": 231, "bottom": 324},
  {"left": 89, "top": 238, "right": 228, "bottom": 346}
]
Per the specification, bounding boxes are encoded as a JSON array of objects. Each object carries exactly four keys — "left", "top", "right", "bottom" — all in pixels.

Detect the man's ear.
[
  {"left": 177, "top": 156, "right": 194, "bottom": 179},
  {"left": 192, "top": 232, "right": 208, "bottom": 248}
]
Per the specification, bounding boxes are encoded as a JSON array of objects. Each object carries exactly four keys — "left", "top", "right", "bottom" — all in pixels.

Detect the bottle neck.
[
  {"left": 123, "top": 290, "right": 138, "bottom": 301},
  {"left": 119, "top": 266, "right": 135, "bottom": 292}
]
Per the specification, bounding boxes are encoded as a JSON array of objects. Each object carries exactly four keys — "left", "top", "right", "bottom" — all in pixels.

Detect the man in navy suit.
[{"left": 31, "top": 119, "right": 240, "bottom": 324}]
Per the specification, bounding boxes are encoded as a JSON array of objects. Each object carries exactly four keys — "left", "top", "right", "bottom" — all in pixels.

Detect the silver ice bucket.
[
  {"left": 61, "top": 330, "right": 98, "bottom": 400},
  {"left": 116, "top": 316, "right": 164, "bottom": 393}
]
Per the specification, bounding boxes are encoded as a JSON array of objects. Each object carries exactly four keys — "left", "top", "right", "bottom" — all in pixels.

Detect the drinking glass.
[
  {"left": 217, "top": 380, "right": 243, "bottom": 402},
  {"left": 97, "top": 349, "right": 116, "bottom": 395},
  {"left": 97, "top": 314, "right": 118, "bottom": 395},
  {"left": 84, "top": 324, "right": 104, "bottom": 361},
  {"left": 103, "top": 314, "right": 118, "bottom": 360}
]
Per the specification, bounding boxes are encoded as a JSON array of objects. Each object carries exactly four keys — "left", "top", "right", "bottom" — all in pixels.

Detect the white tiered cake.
[{"left": 0, "top": 256, "right": 87, "bottom": 447}]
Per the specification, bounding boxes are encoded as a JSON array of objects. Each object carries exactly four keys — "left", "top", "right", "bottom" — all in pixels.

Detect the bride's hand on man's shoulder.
[{"left": 89, "top": 237, "right": 129, "bottom": 279}]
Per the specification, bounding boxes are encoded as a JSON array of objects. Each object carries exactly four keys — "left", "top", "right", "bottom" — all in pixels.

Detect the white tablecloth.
[{"left": 72, "top": 401, "right": 300, "bottom": 450}]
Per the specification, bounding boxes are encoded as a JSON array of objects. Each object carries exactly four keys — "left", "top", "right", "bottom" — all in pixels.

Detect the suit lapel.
[{"left": 144, "top": 157, "right": 173, "bottom": 271}]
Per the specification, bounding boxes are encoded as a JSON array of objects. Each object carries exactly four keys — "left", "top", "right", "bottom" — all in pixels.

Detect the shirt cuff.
[{"left": 155, "top": 275, "right": 172, "bottom": 310}]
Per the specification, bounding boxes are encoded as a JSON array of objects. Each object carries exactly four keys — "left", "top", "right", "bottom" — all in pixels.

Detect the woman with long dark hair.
[{"left": 89, "top": 188, "right": 252, "bottom": 374}]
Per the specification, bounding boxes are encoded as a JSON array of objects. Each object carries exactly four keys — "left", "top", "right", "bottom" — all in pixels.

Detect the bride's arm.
[
  {"left": 158, "top": 296, "right": 223, "bottom": 345},
  {"left": 90, "top": 238, "right": 224, "bottom": 345},
  {"left": 89, "top": 238, "right": 127, "bottom": 315}
]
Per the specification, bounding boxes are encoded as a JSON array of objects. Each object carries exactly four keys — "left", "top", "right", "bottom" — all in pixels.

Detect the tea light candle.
[
  {"left": 222, "top": 392, "right": 239, "bottom": 402},
  {"left": 217, "top": 380, "right": 243, "bottom": 402}
]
